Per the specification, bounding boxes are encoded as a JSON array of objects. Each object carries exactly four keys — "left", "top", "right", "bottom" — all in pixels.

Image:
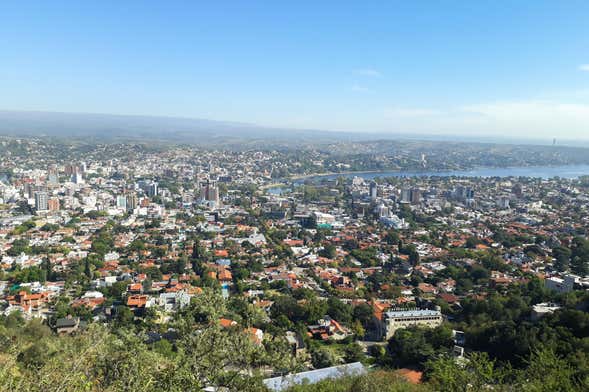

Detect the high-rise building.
[
  {"left": 410, "top": 188, "right": 421, "bottom": 205},
  {"left": 48, "top": 197, "right": 60, "bottom": 211},
  {"left": 116, "top": 195, "right": 127, "bottom": 209},
  {"left": 64, "top": 164, "right": 79, "bottom": 176},
  {"left": 376, "top": 203, "right": 389, "bottom": 218},
  {"left": 147, "top": 182, "right": 159, "bottom": 197},
  {"left": 72, "top": 172, "right": 84, "bottom": 184},
  {"left": 203, "top": 179, "right": 219, "bottom": 204},
  {"left": 512, "top": 183, "right": 523, "bottom": 198},
  {"left": 465, "top": 187, "right": 475, "bottom": 200},
  {"left": 454, "top": 186, "right": 475, "bottom": 202},
  {"left": 47, "top": 166, "right": 59, "bottom": 185},
  {"left": 496, "top": 196, "right": 510, "bottom": 209},
  {"left": 24, "top": 183, "right": 34, "bottom": 199},
  {"left": 35, "top": 191, "right": 48, "bottom": 211},
  {"left": 400, "top": 188, "right": 411, "bottom": 203},
  {"left": 126, "top": 193, "right": 138, "bottom": 211},
  {"left": 369, "top": 181, "right": 378, "bottom": 201}
]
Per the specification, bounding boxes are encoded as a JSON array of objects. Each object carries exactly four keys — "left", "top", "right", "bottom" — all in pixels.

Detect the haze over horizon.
[
  {"left": 1, "top": 109, "right": 587, "bottom": 147},
  {"left": 2, "top": 1, "right": 589, "bottom": 140}
]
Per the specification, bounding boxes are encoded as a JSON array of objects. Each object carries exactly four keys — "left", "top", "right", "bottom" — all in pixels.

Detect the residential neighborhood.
[{"left": 0, "top": 138, "right": 588, "bottom": 390}]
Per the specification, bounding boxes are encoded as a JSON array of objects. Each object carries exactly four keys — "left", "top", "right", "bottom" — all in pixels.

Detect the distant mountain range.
[
  {"left": 0, "top": 110, "right": 585, "bottom": 148},
  {"left": 0, "top": 110, "right": 353, "bottom": 145}
]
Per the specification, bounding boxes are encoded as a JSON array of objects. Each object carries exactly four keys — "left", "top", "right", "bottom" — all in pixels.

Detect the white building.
[
  {"left": 104, "top": 251, "right": 120, "bottom": 262},
  {"left": 116, "top": 195, "right": 127, "bottom": 209},
  {"left": 545, "top": 275, "right": 575, "bottom": 293},
  {"left": 380, "top": 214, "right": 409, "bottom": 229},
  {"left": 532, "top": 302, "right": 561, "bottom": 321},
  {"left": 158, "top": 291, "right": 191, "bottom": 312},
  {"left": 383, "top": 309, "right": 443, "bottom": 339},
  {"left": 313, "top": 211, "right": 336, "bottom": 225}
]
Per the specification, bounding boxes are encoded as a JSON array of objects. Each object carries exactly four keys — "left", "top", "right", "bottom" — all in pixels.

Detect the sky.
[{"left": 2, "top": 1, "right": 589, "bottom": 140}]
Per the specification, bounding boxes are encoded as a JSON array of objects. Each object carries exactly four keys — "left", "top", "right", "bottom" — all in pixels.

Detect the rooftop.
[
  {"left": 263, "top": 362, "right": 366, "bottom": 391},
  {"left": 384, "top": 309, "right": 441, "bottom": 318}
]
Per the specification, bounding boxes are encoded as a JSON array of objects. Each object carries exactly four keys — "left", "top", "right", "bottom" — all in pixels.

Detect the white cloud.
[
  {"left": 579, "top": 64, "right": 589, "bottom": 72},
  {"left": 380, "top": 100, "right": 589, "bottom": 139},
  {"left": 351, "top": 84, "right": 371, "bottom": 92},
  {"left": 354, "top": 68, "right": 382, "bottom": 77}
]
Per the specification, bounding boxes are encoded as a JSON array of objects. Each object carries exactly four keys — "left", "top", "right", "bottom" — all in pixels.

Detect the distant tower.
[
  {"left": 401, "top": 188, "right": 411, "bottom": 203},
  {"left": 48, "top": 197, "right": 60, "bottom": 211},
  {"left": 64, "top": 164, "right": 77, "bottom": 176},
  {"left": 369, "top": 181, "right": 378, "bottom": 201},
  {"left": 553, "top": 138, "right": 556, "bottom": 146},
  {"left": 72, "top": 172, "right": 84, "bottom": 185},
  {"left": 126, "top": 193, "right": 138, "bottom": 211},
  {"left": 35, "top": 191, "right": 49, "bottom": 211},
  {"left": 410, "top": 188, "right": 421, "bottom": 205},
  {"left": 147, "top": 182, "right": 158, "bottom": 197},
  {"left": 465, "top": 187, "right": 475, "bottom": 200},
  {"left": 204, "top": 179, "right": 219, "bottom": 205},
  {"left": 116, "top": 195, "right": 127, "bottom": 209},
  {"left": 512, "top": 183, "right": 523, "bottom": 198},
  {"left": 47, "top": 166, "right": 59, "bottom": 185}
]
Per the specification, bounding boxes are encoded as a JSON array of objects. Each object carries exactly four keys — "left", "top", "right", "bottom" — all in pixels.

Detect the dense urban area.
[{"left": 0, "top": 137, "right": 588, "bottom": 391}]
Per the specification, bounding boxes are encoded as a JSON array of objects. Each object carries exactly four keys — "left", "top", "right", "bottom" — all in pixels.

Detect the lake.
[{"left": 265, "top": 165, "right": 589, "bottom": 194}]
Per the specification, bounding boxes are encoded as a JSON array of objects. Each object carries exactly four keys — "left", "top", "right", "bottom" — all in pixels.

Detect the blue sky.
[{"left": 2, "top": 1, "right": 589, "bottom": 139}]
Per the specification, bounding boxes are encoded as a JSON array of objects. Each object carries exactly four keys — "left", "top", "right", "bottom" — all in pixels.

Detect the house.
[
  {"left": 127, "top": 294, "right": 149, "bottom": 309},
  {"left": 438, "top": 293, "right": 459, "bottom": 305},
  {"left": 417, "top": 283, "right": 437, "bottom": 296},
  {"left": 308, "top": 316, "right": 349, "bottom": 341},
  {"left": 7, "top": 290, "right": 52, "bottom": 315},
  {"left": 127, "top": 282, "right": 143, "bottom": 294},
  {"left": 218, "top": 269, "right": 233, "bottom": 282},
  {"left": 158, "top": 291, "right": 191, "bottom": 312},
  {"left": 55, "top": 316, "right": 82, "bottom": 334},
  {"left": 72, "top": 291, "right": 106, "bottom": 310}
]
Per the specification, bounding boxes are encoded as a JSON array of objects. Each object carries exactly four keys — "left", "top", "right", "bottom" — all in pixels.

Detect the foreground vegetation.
[
  {"left": 0, "top": 290, "right": 299, "bottom": 392},
  {"left": 1, "top": 286, "right": 587, "bottom": 392},
  {"left": 0, "top": 314, "right": 584, "bottom": 392}
]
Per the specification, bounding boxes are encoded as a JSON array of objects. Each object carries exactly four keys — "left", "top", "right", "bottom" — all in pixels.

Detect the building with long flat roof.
[
  {"left": 383, "top": 308, "right": 443, "bottom": 339},
  {"left": 263, "top": 362, "right": 366, "bottom": 391}
]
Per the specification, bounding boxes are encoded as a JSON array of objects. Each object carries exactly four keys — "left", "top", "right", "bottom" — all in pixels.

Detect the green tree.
[
  {"left": 310, "top": 346, "right": 337, "bottom": 369},
  {"left": 327, "top": 297, "right": 352, "bottom": 325},
  {"left": 343, "top": 342, "right": 365, "bottom": 363},
  {"left": 553, "top": 246, "right": 572, "bottom": 272},
  {"left": 426, "top": 352, "right": 503, "bottom": 392}
]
